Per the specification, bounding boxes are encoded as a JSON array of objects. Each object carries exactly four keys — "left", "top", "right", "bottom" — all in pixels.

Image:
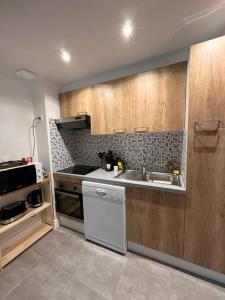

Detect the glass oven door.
[{"left": 55, "top": 190, "right": 84, "bottom": 220}]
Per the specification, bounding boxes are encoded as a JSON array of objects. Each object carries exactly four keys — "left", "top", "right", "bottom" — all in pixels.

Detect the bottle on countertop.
[
  {"left": 115, "top": 158, "right": 125, "bottom": 171},
  {"left": 105, "top": 151, "right": 115, "bottom": 171}
]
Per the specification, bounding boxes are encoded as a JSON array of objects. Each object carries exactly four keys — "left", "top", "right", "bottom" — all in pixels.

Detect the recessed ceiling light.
[
  {"left": 121, "top": 19, "right": 134, "bottom": 40},
  {"left": 16, "top": 69, "right": 37, "bottom": 79},
  {"left": 61, "top": 49, "right": 71, "bottom": 63}
]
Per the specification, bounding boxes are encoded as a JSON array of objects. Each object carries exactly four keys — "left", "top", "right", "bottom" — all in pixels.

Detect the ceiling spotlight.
[
  {"left": 61, "top": 49, "right": 71, "bottom": 63},
  {"left": 121, "top": 19, "right": 134, "bottom": 40}
]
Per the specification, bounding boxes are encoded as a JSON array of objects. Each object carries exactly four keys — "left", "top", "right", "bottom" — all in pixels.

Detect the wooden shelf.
[
  {"left": 0, "top": 177, "right": 50, "bottom": 200},
  {"left": 1, "top": 223, "right": 52, "bottom": 268},
  {"left": 0, "top": 202, "right": 51, "bottom": 235}
]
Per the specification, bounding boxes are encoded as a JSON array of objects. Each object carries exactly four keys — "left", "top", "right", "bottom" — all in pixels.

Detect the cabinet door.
[
  {"left": 129, "top": 62, "right": 186, "bottom": 133},
  {"left": 59, "top": 91, "right": 74, "bottom": 118},
  {"left": 59, "top": 88, "right": 92, "bottom": 118},
  {"left": 91, "top": 78, "right": 130, "bottom": 135},
  {"left": 91, "top": 83, "right": 114, "bottom": 135},
  {"left": 188, "top": 36, "right": 225, "bottom": 129},
  {"left": 126, "top": 188, "right": 185, "bottom": 258},
  {"left": 112, "top": 77, "right": 130, "bottom": 134},
  {"left": 129, "top": 72, "right": 151, "bottom": 133},
  {"left": 149, "top": 62, "right": 186, "bottom": 132},
  {"left": 71, "top": 87, "right": 93, "bottom": 116},
  {"left": 184, "top": 129, "right": 225, "bottom": 273}
]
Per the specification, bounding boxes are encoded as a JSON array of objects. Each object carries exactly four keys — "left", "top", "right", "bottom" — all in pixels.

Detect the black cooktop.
[{"left": 58, "top": 165, "right": 98, "bottom": 175}]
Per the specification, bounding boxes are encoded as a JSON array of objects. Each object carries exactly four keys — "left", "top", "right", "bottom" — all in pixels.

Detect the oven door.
[{"left": 55, "top": 190, "right": 84, "bottom": 221}]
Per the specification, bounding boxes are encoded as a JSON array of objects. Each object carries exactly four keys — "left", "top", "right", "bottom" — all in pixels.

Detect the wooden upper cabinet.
[
  {"left": 59, "top": 87, "right": 92, "bottom": 118},
  {"left": 129, "top": 62, "right": 186, "bottom": 133},
  {"left": 129, "top": 72, "right": 150, "bottom": 133},
  {"left": 91, "top": 77, "right": 130, "bottom": 135},
  {"left": 126, "top": 187, "right": 185, "bottom": 258},
  {"left": 59, "top": 61, "right": 186, "bottom": 134},
  {"left": 189, "top": 36, "right": 225, "bottom": 129},
  {"left": 59, "top": 91, "right": 73, "bottom": 118},
  {"left": 91, "top": 83, "right": 114, "bottom": 135},
  {"left": 112, "top": 77, "right": 130, "bottom": 134},
  {"left": 71, "top": 87, "right": 93, "bottom": 116}
]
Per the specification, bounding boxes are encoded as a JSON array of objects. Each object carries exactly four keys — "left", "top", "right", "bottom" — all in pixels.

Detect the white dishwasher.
[{"left": 82, "top": 181, "right": 127, "bottom": 254}]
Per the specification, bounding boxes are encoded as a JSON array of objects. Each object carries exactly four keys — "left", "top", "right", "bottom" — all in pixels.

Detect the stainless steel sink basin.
[{"left": 115, "top": 170, "right": 181, "bottom": 186}]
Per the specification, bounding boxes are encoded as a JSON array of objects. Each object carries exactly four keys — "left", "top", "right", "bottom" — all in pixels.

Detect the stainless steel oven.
[{"left": 55, "top": 181, "right": 84, "bottom": 221}]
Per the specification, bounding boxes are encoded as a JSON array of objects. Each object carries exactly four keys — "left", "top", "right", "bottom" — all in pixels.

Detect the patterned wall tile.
[{"left": 49, "top": 119, "right": 185, "bottom": 173}]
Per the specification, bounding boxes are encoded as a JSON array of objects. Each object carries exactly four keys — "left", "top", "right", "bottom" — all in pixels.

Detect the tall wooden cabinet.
[
  {"left": 184, "top": 36, "right": 225, "bottom": 274},
  {"left": 126, "top": 188, "right": 186, "bottom": 258}
]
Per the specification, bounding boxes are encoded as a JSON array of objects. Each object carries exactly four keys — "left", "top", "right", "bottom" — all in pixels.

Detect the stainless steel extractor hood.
[{"left": 55, "top": 115, "right": 90, "bottom": 130}]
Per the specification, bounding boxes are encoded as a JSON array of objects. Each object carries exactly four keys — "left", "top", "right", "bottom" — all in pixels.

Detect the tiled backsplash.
[{"left": 49, "top": 119, "right": 184, "bottom": 172}]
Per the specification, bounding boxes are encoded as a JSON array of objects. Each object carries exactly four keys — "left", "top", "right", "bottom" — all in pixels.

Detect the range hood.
[{"left": 55, "top": 115, "right": 90, "bottom": 130}]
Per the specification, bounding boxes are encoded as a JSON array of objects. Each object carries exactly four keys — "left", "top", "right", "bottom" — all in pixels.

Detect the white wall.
[
  {"left": 0, "top": 71, "right": 37, "bottom": 162},
  {"left": 32, "top": 79, "right": 60, "bottom": 170}
]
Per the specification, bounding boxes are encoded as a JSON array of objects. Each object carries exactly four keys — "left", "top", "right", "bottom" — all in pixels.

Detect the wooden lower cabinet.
[
  {"left": 126, "top": 187, "right": 186, "bottom": 258},
  {"left": 184, "top": 129, "right": 225, "bottom": 274}
]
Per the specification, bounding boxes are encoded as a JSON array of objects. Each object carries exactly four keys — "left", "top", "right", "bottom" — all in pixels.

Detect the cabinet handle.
[
  {"left": 134, "top": 127, "right": 148, "bottom": 133},
  {"left": 194, "top": 120, "right": 220, "bottom": 132},
  {"left": 77, "top": 112, "right": 87, "bottom": 116},
  {"left": 194, "top": 134, "right": 219, "bottom": 148},
  {"left": 114, "top": 128, "right": 126, "bottom": 134}
]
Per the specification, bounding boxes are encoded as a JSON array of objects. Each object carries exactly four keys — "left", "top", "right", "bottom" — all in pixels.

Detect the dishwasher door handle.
[{"left": 96, "top": 188, "right": 107, "bottom": 196}]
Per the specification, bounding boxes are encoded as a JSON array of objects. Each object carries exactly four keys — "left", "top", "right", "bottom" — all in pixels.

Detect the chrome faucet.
[{"left": 142, "top": 166, "right": 146, "bottom": 175}]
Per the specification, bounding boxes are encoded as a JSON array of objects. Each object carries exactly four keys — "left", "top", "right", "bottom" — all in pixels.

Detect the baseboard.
[
  {"left": 128, "top": 241, "right": 225, "bottom": 286},
  {"left": 52, "top": 218, "right": 60, "bottom": 230}
]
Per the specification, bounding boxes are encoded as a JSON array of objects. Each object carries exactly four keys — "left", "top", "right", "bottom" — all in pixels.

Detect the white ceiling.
[{"left": 0, "top": 0, "right": 225, "bottom": 88}]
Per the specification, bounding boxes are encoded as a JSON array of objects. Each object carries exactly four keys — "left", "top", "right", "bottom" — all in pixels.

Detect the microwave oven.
[{"left": 0, "top": 162, "right": 43, "bottom": 196}]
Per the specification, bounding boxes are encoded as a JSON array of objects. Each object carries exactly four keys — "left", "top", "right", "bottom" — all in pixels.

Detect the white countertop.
[{"left": 55, "top": 168, "right": 186, "bottom": 194}]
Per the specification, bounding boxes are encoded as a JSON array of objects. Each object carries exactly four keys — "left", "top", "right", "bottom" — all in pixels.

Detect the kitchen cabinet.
[
  {"left": 184, "top": 36, "right": 225, "bottom": 274},
  {"left": 188, "top": 36, "right": 225, "bottom": 130},
  {"left": 91, "top": 83, "right": 114, "bottom": 135},
  {"left": 91, "top": 77, "right": 130, "bottom": 135},
  {"left": 126, "top": 187, "right": 185, "bottom": 258},
  {"left": 59, "top": 62, "right": 186, "bottom": 134},
  {"left": 129, "top": 62, "right": 186, "bottom": 133},
  {"left": 59, "top": 87, "right": 93, "bottom": 118}
]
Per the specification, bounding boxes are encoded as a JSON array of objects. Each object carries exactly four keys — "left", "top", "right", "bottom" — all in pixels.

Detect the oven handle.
[{"left": 55, "top": 190, "right": 81, "bottom": 198}]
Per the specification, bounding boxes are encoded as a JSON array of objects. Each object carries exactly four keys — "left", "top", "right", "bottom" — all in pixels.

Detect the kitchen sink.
[{"left": 115, "top": 170, "right": 181, "bottom": 186}]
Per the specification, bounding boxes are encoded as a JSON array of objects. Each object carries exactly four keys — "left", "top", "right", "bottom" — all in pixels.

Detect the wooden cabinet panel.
[
  {"left": 188, "top": 36, "right": 225, "bottom": 129},
  {"left": 129, "top": 72, "right": 150, "bottom": 132},
  {"left": 59, "top": 91, "right": 73, "bottom": 118},
  {"left": 71, "top": 87, "right": 93, "bottom": 116},
  {"left": 126, "top": 188, "right": 185, "bottom": 258},
  {"left": 91, "top": 83, "right": 114, "bottom": 135},
  {"left": 184, "top": 129, "right": 225, "bottom": 273},
  {"left": 91, "top": 78, "right": 130, "bottom": 135},
  {"left": 129, "top": 62, "right": 186, "bottom": 133},
  {"left": 149, "top": 62, "right": 186, "bottom": 132},
  {"left": 185, "top": 36, "right": 225, "bottom": 274},
  {"left": 59, "top": 62, "right": 186, "bottom": 134},
  {"left": 59, "top": 87, "right": 92, "bottom": 118},
  {"left": 112, "top": 77, "right": 130, "bottom": 134}
]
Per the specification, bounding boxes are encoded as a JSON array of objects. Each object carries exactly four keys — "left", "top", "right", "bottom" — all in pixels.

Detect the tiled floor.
[{"left": 0, "top": 227, "right": 225, "bottom": 300}]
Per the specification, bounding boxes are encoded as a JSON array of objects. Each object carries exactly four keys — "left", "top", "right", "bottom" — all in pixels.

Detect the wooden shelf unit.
[
  {"left": 0, "top": 202, "right": 51, "bottom": 235},
  {"left": 0, "top": 177, "right": 53, "bottom": 271},
  {"left": 1, "top": 223, "right": 52, "bottom": 268},
  {"left": 0, "top": 177, "right": 50, "bottom": 200}
]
